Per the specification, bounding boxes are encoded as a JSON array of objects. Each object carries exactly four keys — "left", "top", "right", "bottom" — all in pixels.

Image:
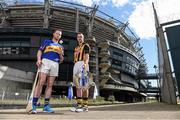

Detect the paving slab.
[{"left": 0, "top": 102, "right": 180, "bottom": 120}]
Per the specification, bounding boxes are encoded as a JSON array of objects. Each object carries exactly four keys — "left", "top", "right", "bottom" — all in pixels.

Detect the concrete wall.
[{"left": 0, "top": 64, "right": 34, "bottom": 100}]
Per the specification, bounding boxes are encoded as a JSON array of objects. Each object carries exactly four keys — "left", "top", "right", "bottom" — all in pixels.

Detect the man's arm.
[
  {"left": 84, "top": 44, "right": 90, "bottom": 66},
  {"left": 59, "top": 47, "right": 64, "bottom": 63},
  {"left": 60, "top": 54, "right": 64, "bottom": 63},
  {"left": 36, "top": 50, "right": 42, "bottom": 67},
  {"left": 36, "top": 39, "right": 48, "bottom": 67},
  {"left": 84, "top": 53, "right": 89, "bottom": 65}
]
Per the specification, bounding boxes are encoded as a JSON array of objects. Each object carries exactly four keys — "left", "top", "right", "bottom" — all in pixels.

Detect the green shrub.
[
  {"left": 107, "top": 95, "right": 115, "bottom": 102},
  {"left": 96, "top": 96, "right": 105, "bottom": 102}
]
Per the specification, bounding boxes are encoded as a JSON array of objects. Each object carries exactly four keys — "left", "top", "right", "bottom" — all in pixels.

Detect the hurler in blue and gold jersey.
[{"left": 39, "top": 39, "right": 64, "bottom": 62}]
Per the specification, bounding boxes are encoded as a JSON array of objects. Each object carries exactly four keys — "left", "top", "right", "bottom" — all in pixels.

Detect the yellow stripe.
[
  {"left": 44, "top": 46, "right": 62, "bottom": 53},
  {"left": 74, "top": 43, "right": 89, "bottom": 63},
  {"left": 83, "top": 99, "right": 88, "bottom": 105},
  {"left": 79, "top": 44, "right": 86, "bottom": 61}
]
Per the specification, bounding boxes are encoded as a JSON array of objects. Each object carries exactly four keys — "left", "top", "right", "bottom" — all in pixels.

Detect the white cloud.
[
  {"left": 101, "top": 1, "right": 108, "bottom": 6},
  {"left": 61, "top": 0, "right": 180, "bottom": 40},
  {"left": 80, "top": 0, "right": 93, "bottom": 6},
  {"left": 111, "top": 0, "right": 129, "bottom": 7},
  {"left": 154, "top": 0, "right": 180, "bottom": 23},
  {"left": 128, "top": 0, "right": 155, "bottom": 40},
  {"left": 9, "top": 0, "right": 180, "bottom": 41},
  {"left": 68, "top": 0, "right": 130, "bottom": 7},
  {"left": 128, "top": 0, "right": 180, "bottom": 40},
  {"left": 70, "top": 0, "right": 97, "bottom": 6}
]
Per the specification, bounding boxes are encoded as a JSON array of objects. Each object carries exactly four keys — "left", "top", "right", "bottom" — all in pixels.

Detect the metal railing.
[
  {"left": 4, "top": 0, "right": 139, "bottom": 46},
  {"left": 1, "top": 0, "right": 147, "bottom": 74}
]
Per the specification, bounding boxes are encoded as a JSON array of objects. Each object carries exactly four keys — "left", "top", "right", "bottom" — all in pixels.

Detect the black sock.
[
  {"left": 44, "top": 98, "right": 50, "bottom": 107},
  {"left": 83, "top": 97, "right": 88, "bottom": 108},
  {"left": 76, "top": 97, "right": 82, "bottom": 108}
]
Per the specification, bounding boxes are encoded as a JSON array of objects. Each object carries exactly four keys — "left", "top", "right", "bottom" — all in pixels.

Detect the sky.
[
  {"left": 5, "top": 0, "right": 180, "bottom": 86},
  {"left": 60, "top": 0, "right": 180, "bottom": 86},
  {"left": 60, "top": 0, "right": 180, "bottom": 73}
]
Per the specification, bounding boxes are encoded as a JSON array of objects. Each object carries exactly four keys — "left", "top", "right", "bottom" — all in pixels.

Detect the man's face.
[
  {"left": 77, "top": 33, "right": 84, "bottom": 44},
  {"left": 53, "top": 30, "right": 62, "bottom": 41}
]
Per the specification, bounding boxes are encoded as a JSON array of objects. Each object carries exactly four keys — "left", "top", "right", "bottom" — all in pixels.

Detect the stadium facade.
[{"left": 0, "top": 0, "right": 148, "bottom": 102}]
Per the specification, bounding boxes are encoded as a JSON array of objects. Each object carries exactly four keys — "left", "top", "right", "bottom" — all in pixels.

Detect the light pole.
[
  {"left": 153, "top": 65, "right": 160, "bottom": 101},
  {"left": 153, "top": 65, "right": 158, "bottom": 87}
]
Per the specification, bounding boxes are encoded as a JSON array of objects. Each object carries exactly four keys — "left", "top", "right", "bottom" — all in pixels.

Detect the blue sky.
[
  {"left": 6, "top": 0, "right": 180, "bottom": 86},
  {"left": 57, "top": 0, "right": 179, "bottom": 74},
  {"left": 98, "top": 2, "right": 158, "bottom": 72},
  {"left": 63, "top": 0, "right": 180, "bottom": 86}
]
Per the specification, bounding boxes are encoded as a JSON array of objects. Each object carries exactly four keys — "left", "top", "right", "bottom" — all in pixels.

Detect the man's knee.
[
  {"left": 83, "top": 89, "right": 89, "bottom": 96},
  {"left": 37, "top": 80, "right": 45, "bottom": 87}
]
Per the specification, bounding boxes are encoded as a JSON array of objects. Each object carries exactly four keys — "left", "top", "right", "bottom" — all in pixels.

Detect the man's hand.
[
  {"left": 58, "top": 47, "right": 63, "bottom": 55},
  {"left": 60, "top": 55, "right": 64, "bottom": 63},
  {"left": 58, "top": 50, "right": 63, "bottom": 55},
  {"left": 36, "top": 50, "right": 42, "bottom": 67},
  {"left": 83, "top": 63, "right": 88, "bottom": 69},
  {"left": 59, "top": 47, "right": 64, "bottom": 63},
  {"left": 36, "top": 59, "right": 42, "bottom": 67}
]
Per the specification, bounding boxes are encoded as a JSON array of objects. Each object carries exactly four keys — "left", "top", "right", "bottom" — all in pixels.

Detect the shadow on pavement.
[{"left": 90, "top": 102, "right": 180, "bottom": 111}]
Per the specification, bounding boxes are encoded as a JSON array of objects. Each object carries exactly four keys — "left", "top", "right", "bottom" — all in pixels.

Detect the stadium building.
[{"left": 0, "top": 0, "right": 148, "bottom": 102}]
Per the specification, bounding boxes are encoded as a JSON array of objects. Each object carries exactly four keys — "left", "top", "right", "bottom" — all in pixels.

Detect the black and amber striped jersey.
[{"left": 74, "top": 42, "right": 90, "bottom": 63}]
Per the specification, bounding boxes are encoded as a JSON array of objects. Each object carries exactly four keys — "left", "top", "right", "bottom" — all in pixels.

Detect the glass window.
[
  {"left": 11, "top": 47, "right": 19, "bottom": 54},
  {"left": 21, "top": 42, "right": 30, "bottom": 47},
  {"left": 0, "top": 37, "right": 30, "bottom": 55},
  {"left": 0, "top": 48, "right": 2, "bottom": 54},
  {"left": 2, "top": 47, "right": 11, "bottom": 54},
  {"left": 12, "top": 42, "right": 20, "bottom": 47},
  {"left": 112, "top": 59, "right": 122, "bottom": 69},
  {"left": 113, "top": 51, "right": 123, "bottom": 57},
  {"left": 0, "top": 41, "right": 3, "bottom": 47},
  {"left": 3, "top": 42, "right": 11, "bottom": 47}
]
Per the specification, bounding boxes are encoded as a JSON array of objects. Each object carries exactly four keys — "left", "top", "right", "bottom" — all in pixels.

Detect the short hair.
[
  {"left": 53, "top": 29, "right": 62, "bottom": 33},
  {"left": 77, "top": 32, "right": 83, "bottom": 35},
  {"left": 77, "top": 32, "right": 84, "bottom": 38}
]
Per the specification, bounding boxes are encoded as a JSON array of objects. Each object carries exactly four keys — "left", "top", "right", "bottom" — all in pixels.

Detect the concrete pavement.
[{"left": 0, "top": 102, "right": 180, "bottom": 120}]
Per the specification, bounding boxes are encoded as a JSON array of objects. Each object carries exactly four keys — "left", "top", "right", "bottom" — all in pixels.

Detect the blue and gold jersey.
[{"left": 39, "top": 39, "right": 64, "bottom": 62}]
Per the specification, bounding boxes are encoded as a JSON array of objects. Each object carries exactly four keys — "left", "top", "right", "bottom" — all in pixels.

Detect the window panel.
[
  {"left": 0, "top": 37, "right": 30, "bottom": 55},
  {"left": 12, "top": 42, "right": 20, "bottom": 47}
]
